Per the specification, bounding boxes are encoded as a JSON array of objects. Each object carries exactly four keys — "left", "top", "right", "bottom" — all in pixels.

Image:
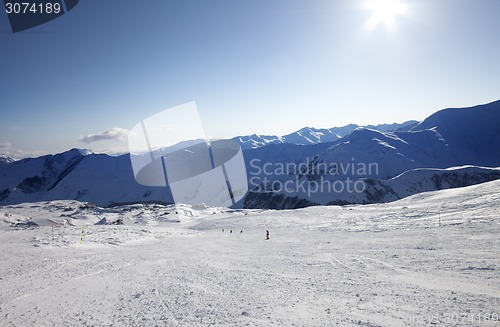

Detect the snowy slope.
[
  {"left": 0, "top": 149, "right": 87, "bottom": 202},
  {"left": 243, "top": 165, "right": 500, "bottom": 209},
  {"left": 362, "top": 165, "right": 500, "bottom": 203},
  {"left": 313, "top": 127, "right": 452, "bottom": 178},
  {"left": 0, "top": 180, "right": 499, "bottom": 326},
  {"left": 0, "top": 150, "right": 174, "bottom": 207},
  {"left": 410, "top": 99, "right": 500, "bottom": 166}
]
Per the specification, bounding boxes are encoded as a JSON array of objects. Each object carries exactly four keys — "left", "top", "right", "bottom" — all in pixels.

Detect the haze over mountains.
[{"left": 1, "top": 99, "right": 499, "bottom": 208}]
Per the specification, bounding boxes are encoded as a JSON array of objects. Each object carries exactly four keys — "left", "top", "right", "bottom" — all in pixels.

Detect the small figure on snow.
[
  {"left": 240, "top": 230, "right": 243, "bottom": 234},
  {"left": 265, "top": 229, "right": 270, "bottom": 240},
  {"left": 222, "top": 229, "right": 224, "bottom": 232},
  {"left": 230, "top": 229, "right": 233, "bottom": 234}
]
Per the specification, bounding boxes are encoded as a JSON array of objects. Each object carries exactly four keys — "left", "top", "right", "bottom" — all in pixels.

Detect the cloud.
[
  {"left": 0, "top": 142, "right": 12, "bottom": 150},
  {"left": 79, "top": 127, "right": 129, "bottom": 144},
  {"left": 0, "top": 142, "right": 47, "bottom": 159}
]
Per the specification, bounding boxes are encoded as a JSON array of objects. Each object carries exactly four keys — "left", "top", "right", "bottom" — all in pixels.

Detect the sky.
[{"left": 1, "top": 0, "right": 499, "bottom": 158}]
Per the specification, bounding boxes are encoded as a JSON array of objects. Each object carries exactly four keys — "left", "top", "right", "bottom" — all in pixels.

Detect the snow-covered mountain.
[
  {"left": 0, "top": 149, "right": 171, "bottom": 206},
  {"left": 0, "top": 154, "right": 15, "bottom": 164},
  {"left": 409, "top": 100, "right": 500, "bottom": 166},
  {"left": 234, "top": 121, "right": 417, "bottom": 149},
  {"left": 243, "top": 166, "right": 500, "bottom": 209},
  {"left": 0, "top": 100, "right": 499, "bottom": 208}
]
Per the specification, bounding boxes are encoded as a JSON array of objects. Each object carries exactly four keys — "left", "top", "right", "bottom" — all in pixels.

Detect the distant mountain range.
[
  {"left": 1, "top": 99, "right": 499, "bottom": 208},
  {"left": 234, "top": 121, "right": 418, "bottom": 149}
]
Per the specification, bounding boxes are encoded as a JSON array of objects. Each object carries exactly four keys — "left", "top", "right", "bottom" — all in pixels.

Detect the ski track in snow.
[{"left": 0, "top": 181, "right": 499, "bottom": 326}]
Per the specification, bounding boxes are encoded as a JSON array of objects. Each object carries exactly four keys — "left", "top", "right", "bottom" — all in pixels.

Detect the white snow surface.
[{"left": 0, "top": 180, "right": 499, "bottom": 326}]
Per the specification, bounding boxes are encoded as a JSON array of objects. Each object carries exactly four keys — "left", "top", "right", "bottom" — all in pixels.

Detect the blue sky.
[{"left": 1, "top": 0, "right": 499, "bottom": 158}]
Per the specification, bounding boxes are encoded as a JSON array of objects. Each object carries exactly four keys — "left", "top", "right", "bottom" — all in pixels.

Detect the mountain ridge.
[
  {"left": 234, "top": 121, "right": 418, "bottom": 150},
  {"left": 243, "top": 165, "right": 500, "bottom": 209},
  {"left": 1, "top": 100, "right": 499, "bottom": 208}
]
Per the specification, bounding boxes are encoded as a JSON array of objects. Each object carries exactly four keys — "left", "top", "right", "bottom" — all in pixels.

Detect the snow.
[
  {"left": 1, "top": 180, "right": 499, "bottom": 326},
  {"left": 410, "top": 99, "right": 500, "bottom": 166},
  {"left": 0, "top": 155, "right": 15, "bottom": 164}
]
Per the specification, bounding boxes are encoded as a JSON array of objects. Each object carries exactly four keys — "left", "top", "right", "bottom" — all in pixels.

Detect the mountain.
[
  {"left": 280, "top": 127, "right": 334, "bottom": 145},
  {"left": 243, "top": 166, "right": 500, "bottom": 209},
  {"left": 0, "top": 155, "right": 15, "bottom": 164},
  {"left": 0, "top": 100, "right": 499, "bottom": 208},
  {"left": 235, "top": 121, "right": 418, "bottom": 150},
  {"left": 0, "top": 149, "right": 172, "bottom": 206},
  {"left": 242, "top": 100, "right": 500, "bottom": 208},
  {"left": 409, "top": 99, "right": 500, "bottom": 166},
  {"left": 367, "top": 121, "right": 419, "bottom": 132},
  {"left": 234, "top": 134, "right": 283, "bottom": 149}
]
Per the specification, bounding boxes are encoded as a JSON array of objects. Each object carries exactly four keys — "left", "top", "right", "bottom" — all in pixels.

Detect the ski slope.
[{"left": 0, "top": 180, "right": 499, "bottom": 326}]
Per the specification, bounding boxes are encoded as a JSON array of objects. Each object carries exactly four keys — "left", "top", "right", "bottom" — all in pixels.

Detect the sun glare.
[{"left": 365, "top": 0, "right": 405, "bottom": 31}]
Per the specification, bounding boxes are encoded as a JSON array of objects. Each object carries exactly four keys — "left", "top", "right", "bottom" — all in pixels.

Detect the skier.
[
  {"left": 230, "top": 229, "right": 232, "bottom": 234},
  {"left": 240, "top": 230, "right": 243, "bottom": 234},
  {"left": 265, "top": 229, "right": 270, "bottom": 240}
]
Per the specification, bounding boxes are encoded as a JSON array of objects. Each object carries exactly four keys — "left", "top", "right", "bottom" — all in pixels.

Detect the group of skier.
[
  {"left": 221, "top": 229, "right": 243, "bottom": 234},
  {"left": 221, "top": 228, "right": 270, "bottom": 240}
]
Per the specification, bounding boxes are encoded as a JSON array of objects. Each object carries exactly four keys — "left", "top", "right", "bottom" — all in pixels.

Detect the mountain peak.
[
  {"left": 348, "top": 127, "right": 386, "bottom": 138},
  {"left": 235, "top": 121, "right": 423, "bottom": 150},
  {"left": 411, "top": 99, "right": 500, "bottom": 132},
  {"left": 0, "top": 154, "right": 15, "bottom": 164},
  {"left": 68, "top": 148, "right": 94, "bottom": 156}
]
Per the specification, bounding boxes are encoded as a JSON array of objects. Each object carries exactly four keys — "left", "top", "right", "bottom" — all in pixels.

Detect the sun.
[{"left": 365, "top": 0, "right": 406, "bottom": 30}]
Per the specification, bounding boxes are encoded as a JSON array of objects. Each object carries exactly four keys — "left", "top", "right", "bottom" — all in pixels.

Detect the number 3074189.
[{"left": 5, "top": 2, "right": 61, "bottom": 14}]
